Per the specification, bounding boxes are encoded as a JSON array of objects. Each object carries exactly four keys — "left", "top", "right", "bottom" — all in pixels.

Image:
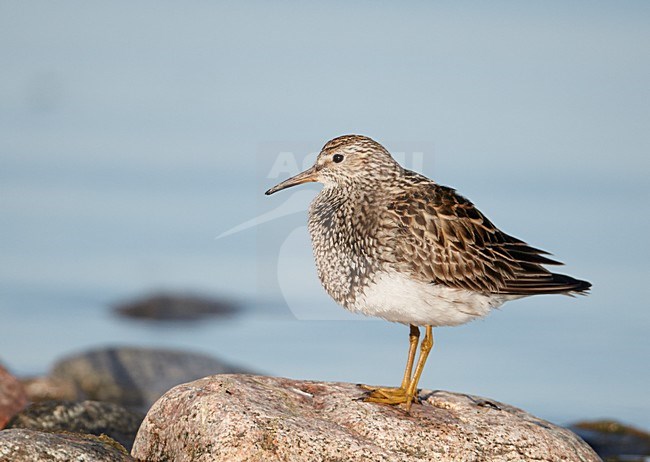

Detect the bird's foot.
[
  {"left": 357, "top": 384, "right": 418, "bottom": 406},
  {"left": 358, "top": 384, "right": 407, "bottom": 398}
]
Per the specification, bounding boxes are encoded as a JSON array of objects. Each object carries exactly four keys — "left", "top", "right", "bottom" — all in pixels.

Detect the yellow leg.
[
  {"left": 404, "top": 325, "right": 433, "bottom": 412},
  {"left": 400, "top": 324, "right": 420, "bottom": 389},
  {"left": 361, "top": 325, "right": 420, "bottom": 403}
]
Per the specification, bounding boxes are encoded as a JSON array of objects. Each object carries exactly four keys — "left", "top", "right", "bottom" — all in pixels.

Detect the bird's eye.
[{"left": 333, "top": 154, "right": 344, "bottom": 163}]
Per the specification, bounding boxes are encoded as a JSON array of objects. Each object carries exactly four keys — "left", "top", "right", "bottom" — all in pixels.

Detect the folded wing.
[{"left": 384, "top": 181, "right": 591, "bottom": 296}]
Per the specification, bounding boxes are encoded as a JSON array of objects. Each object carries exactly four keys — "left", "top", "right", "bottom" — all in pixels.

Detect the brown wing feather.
[{"left": 385, "top": 183, "right": 591, "bottom": 296}]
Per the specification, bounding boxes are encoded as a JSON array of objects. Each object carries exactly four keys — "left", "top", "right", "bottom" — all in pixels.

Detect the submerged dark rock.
[
  {"left": 50, "top": 346, "right": 248, "bottom": 412},
  {"left": 570, "top": 420, "right": 650, "bottom": 461},
  {"left": 113, "top": 293, "right": 238, "bottom": 321},
  {"left": 6, "top": 400, "right": 144, "bottom": 451}
]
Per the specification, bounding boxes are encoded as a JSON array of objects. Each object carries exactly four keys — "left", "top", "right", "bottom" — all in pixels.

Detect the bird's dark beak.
[{"left": 265, "top": 166, "right": 319, "bottom": 195}]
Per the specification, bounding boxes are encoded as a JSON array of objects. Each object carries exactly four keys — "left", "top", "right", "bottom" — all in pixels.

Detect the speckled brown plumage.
[{"left": 268, "top": 135, "right": 591, "bottom": 319}]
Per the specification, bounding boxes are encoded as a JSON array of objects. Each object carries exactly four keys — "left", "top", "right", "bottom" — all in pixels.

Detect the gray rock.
[
  {"left": 0, "top": 365, "right": 26, "bottom": 429},
  {"left": 132, "top": 374, "right": 601, "bottom": 462},
  {"left": 113, "top": 292, "right": 238, "bottom": 321},
  {"left": 0, "top": 428, "right": 135, "bottom": 461},
  {"left": 50, "top": 346, "right": 248, "bottom": 412},
  {"left": 6, "top": 400, "right": 144, "bottom": 451}
]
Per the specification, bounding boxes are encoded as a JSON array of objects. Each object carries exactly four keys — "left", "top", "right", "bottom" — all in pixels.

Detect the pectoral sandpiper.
[{"left": 266, "top": 135, "right": 590, "bottom": 411}]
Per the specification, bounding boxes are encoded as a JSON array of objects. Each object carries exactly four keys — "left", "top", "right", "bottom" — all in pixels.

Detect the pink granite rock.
[
  {"left": 0, "top": 365, "right": 27, "bottom": 429},
  {"left": 132, "top": 374, "right": 601, "bottom": 462}
]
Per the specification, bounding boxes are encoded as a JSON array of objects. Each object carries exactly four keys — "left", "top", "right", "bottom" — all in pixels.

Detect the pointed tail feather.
[{"left": 503, "top": 273, "right": 591, "bottom": 296}]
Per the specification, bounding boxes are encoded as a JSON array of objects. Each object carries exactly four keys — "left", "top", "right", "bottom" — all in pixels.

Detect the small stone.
[
  {"left": 20, "top": 375, "right": 79, "bottom": 402},
  {"left": 0, "top": 428, "right": 135, "bottom": 461},
  {"left": 6, "top": 400, "right": 144, "bottom": 451},
  {"left": 132, "top": 374, "right": 600, "bottom": 462},
  {"left": 0, "top": 365, "right": 27, "bottom": 429},
  {"left": 50, "top": 347, "right": 248, "bottom": 412},
  {"left": 113, "top": 292, "right": 238, "bottom": 321}
]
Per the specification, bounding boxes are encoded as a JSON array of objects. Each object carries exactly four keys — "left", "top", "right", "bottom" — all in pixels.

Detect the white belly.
[{"left": 349, "top": 270, "right": 516, "bottom": 327}]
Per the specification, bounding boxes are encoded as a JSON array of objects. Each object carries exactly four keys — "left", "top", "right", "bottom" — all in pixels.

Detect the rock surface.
[
  {"left": 50, "top": 346, "right": 248, "bottom": 412},
  {"left": 0, "top": 428, "right": 135, "bottom": 461},
  {"left": 0, "top": 365, "right": 27, "bottom": 429},
  {"left": 6, "top": 400, "right": 144, "bottom": 451},
  {"left": 113, "top": 292, "right": 238, "bottom": 321},
  {"left": 570, "top": 420, "right": 650, "bottom": 460},
  {"left": 132, "top": 374, "right": 601, "bottom": 462}
]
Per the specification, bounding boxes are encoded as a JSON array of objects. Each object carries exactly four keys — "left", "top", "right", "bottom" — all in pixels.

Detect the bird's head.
[{"left": 265, "top": 135, "right": 400, "bottom": 195}]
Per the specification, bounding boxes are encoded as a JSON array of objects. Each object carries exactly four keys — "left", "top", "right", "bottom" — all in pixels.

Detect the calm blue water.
[{"left": 1, "top": 1, "right": 648, "bottom": 429}]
